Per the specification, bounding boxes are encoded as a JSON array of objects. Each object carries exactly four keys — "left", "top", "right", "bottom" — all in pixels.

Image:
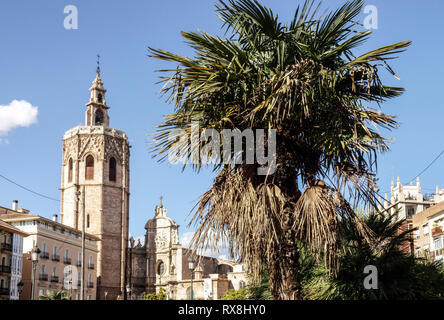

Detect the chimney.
[
  {"left": 12, "top": 200, "right": 18, "bottom": 211},
  {"left": 52, "top": 214, "right": 58, "bottom": 222}
]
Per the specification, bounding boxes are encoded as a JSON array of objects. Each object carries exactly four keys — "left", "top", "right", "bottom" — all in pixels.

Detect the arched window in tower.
[
  {"left": 95, "top": 109, "right": 104, "bottom": 126},
  {"left": 87, "top": 215, "right": 90, "bottom": 228},
  {"left": 68, "top": 158, "right": 73, "bottom": 183},
  {"left": 98, "top": 93, "right": 103, "bottom": 103},
  {"left": 109, "top": 157, "right": 116, "bottom": 182},
  {"left": 85, "top": 155, "right": 94, "bottom": 180}
]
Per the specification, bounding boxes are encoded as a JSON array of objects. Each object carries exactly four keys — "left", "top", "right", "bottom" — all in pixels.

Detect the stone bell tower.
[{"left": 60, "top": 63, "right": 130, "bottom": 300}]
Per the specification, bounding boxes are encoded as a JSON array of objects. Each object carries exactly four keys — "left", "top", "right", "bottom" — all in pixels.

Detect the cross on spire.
[
  {"left": 160, "top": 196, "right": 163, "bottom": 206},
  {"left": 96, "top": 54, "right": 101, "bottom": 75}
]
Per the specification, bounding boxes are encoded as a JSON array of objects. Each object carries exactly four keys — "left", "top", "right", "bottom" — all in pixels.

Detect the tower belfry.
[
  {"left": 60, "top": 61, "right": 130, "bottom": 300},
  {"left": 85, "top": 59, "right": 110, "bottom": 127}
]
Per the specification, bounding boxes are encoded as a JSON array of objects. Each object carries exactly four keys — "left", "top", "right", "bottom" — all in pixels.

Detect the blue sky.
[{"left": 0, "top": 0, "right": 443, "bottom": 243}]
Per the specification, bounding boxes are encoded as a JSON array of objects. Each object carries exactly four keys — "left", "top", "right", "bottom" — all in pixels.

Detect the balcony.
[
  {"left": 77, "top": 280, "right": 81, "bottom": 287},
  {"left": 40, "top": 252, "right": 49, "bottom": 259},
  {"left": 0, "top": 265, "right": 11, "bottom": 274},
  {"left": 39, "top": 274, "right": 48, "bottom": 281},
  {"left": 88, "top": 263, "right": 94, "bottom": 270},
  {"left": 52, "top": 254, "right": 60, "bottom": 262},
  {"left": 87, "top": 282, "right": 94, "bottom": 288},
  {"left": 0, "top": 287, "right": 9, "bottom": 296},
  {"left": 50, "top": 275, "right": 59, "bottom": 283},
  {"left": 432, "top": 226, "right": 444, "bottom": 237},
  {"left": 1, "top": 242, "right": 12, "bottom": 252},
  {"left": 63, "top": 257, "right": 72, "bottom": 265},
  {"left": 76, "top": 261, "right": 81, "bottom": 267}
]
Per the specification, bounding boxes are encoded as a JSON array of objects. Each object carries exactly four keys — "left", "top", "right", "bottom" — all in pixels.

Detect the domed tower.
[{"left": 59, "top": 65, "right": 130, "bottom": 300}]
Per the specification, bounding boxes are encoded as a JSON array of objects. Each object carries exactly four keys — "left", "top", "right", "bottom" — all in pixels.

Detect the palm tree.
[
  {"left": 149, "top": 0, "right": 410, "bottom": 299},
  {"left": 302, "top": 213, "right": 444, "bottom": 300},
  {"left": 39, "top": 290, "right": 71, "bottom": 300}
]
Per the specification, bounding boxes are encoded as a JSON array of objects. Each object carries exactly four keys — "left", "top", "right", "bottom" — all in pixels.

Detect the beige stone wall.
[
  {"left": 17, "top": 225, "right": 98, "bottom": 300},
  {"left": 60, "top": 128, "right": 130, "bottom": 300}
]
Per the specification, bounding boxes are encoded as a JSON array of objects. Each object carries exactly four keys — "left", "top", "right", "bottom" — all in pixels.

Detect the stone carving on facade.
[
  {"left": 154, "top": 233, "right": 168, "bottom": 251},
  {"left": 78, "top": 135, "right": 104, "bottom": 159}
]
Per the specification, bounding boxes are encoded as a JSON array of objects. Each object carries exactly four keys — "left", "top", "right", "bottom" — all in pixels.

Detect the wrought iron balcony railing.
[
  {"left": 52, "top": 254, "right": 60, "bottom": 262},
  {"left": 0, "top": 265, "right": 11, "bottom": 274},
  {"left": 1, "top": 242, "right": 12, "bottom": 251},
  {"left": 88, "top": 263, "right": 94, "bottom": 270},
  {"left": 50, "top": 275, "right": 59, "bottom": 283},
  {"left": 63, "top": 257, "right": 71, "bottom": 265},
  {"left": 39, "top": 274, "right": 48, "bottom": 281},
  {"left": 0, "top": 287, "right": 9, "bottom": 296},
  {"left": 40, "top": 252, "right": 49, "bottom": 259}
]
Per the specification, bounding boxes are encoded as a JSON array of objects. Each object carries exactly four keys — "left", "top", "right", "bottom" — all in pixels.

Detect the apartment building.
[
  {"left": 412, "top": 201, "right": 444, "bottom": 261},
  {"left": 0, "top": 202, "right": 99, "bottom": 300},
  {"left": 0, "top": 214, "right": 28, "bottom": 300}
]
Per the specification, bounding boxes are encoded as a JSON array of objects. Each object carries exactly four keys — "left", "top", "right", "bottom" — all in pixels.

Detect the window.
[
  {"left": 434, "top": 237, "right": 443, "bottom": 251},
  {"left": 87, "top": 215, "right": 90, "bottom": 228},
  {"left": 109, "top": 157, "right": 116, "bottom": 182},
  {"left": 42, "top": 242, "right": 46, "bottom": 253},
  {"left": 423, "top": 224, "right": 429, "bottom": 235},
  {"left": 157, "top": 261, "right": 165, "bottom": 275},
  {"left": 52, "top": 266, "right": 56, "bottom": 277},
  {"left": 68, "top": 158, "right": 73, "bottom": 183},
  {"left": 65, "top": 249, "right": 69, "bottom": 259},
  {"left": 95, "top": 109, "right": 104, "bottom": 125},
  {"left": 98, "top": 93, "right": 103, "bottom": 103},
  {"left": 239, "top": 280, "right": 246, "bottom": 289},
  {"left": 53, "top": 246, "right": 57, "bottom": 256},
  {"left": 85, "top": 155, "right": 94, "bottom": 180},
  {"left": 78, "top": 252, "right": 81, "bottom": 265},
  {"left": 414, "top": 229, "right": 420, "bottom": 239},
  {"left": 40, "top": 264, "right": 45, "bottom": 275}
]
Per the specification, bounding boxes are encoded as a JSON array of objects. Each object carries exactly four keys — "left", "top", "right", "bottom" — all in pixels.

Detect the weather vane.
[{"left": 96, "top": 54, "right": 101, "bottom": 75}]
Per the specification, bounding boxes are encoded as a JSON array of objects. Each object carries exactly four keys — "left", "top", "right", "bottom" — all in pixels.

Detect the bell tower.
[{"left": 60, "top": 61, "right": 130, "bottom": 300}]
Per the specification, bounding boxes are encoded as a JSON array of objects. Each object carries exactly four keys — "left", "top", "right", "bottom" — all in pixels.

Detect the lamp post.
[
  {"left": 128, "top": 237, "right": 135, "bottom": 300},
  {"left": 17, "top": 281, "right": 24, "bottom": 300},
  {"left": 187, "top": 256, "right": 196, "bottom": 300},
  {"left": 30, "top": 245, "right": 41, "bottom": 300},
  {"left": 126, "top": 284, "right": 131, "bottom": 301}
]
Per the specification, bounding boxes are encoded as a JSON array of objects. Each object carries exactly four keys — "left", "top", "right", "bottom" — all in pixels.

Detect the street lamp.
[
  {"left": 17, "top": 281, "right": 24, "bottom": 299},
  {"left": 30, "top": 245, "right": 41, "bottom": 300},
  {"left": 128, "top": 237, "right": 135, "bottom": 300},
  {"left": 126, "top": 284, "right": 131, "bottom": 300},
  {"left": 188, "top": 256, "right": 196, "bottom": 300}
]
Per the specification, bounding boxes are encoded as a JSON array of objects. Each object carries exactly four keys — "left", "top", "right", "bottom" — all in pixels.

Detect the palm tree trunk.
[
  {"left": 269, "top": 211, "right": 302, "bottom": 300},
  {"left": 268, "top": 136, "right": 303, "bottom": 300}
]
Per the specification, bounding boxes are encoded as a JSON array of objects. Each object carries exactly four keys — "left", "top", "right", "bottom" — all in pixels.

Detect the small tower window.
[
  {"left": 85, "top": 155, "right": 94, "bottom": 180},
  {"left": 109, "top": 157, "right": 116, "bottom": 182},
  {"left": 68, "top": 158, "right": 73, "bottom": 183},
  {"left": 98, "top": 93, "right": 103, "bottom": 103},
  {"left": 95, "top": 109, "right": 104, "bottom": 126},
  {"left": 87, "top": 215, "right": 90, "bottom": 228}
]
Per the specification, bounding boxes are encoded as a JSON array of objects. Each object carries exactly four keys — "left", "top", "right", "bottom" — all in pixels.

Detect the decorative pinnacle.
[{"left": 160, "top": 196, "right": 163, "bottom": 207}]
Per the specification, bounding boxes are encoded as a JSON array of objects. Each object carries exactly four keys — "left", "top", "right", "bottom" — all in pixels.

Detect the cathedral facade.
[
  {"left": 128, "top": 202, "right": 248, "bottom": 300},
  {"left": 59, "top": 70, "right": 130, "bottom": 300}
]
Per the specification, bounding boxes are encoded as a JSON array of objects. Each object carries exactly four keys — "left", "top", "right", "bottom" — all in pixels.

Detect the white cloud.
[{"left": 0, "top": 100, "right": 38, "bottom": 136}]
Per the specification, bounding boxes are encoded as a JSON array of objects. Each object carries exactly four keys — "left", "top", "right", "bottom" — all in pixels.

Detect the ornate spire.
[{"left": 96, "top": 54, "right": 101, "bottom": 76}]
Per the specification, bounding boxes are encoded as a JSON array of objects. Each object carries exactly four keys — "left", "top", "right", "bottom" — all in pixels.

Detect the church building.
[
  {"left": 128, "top": 200, "right": 247, "bottom": 300},
  {"left": 59, "top": 66, "right": 130, "bottom": 300}
]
